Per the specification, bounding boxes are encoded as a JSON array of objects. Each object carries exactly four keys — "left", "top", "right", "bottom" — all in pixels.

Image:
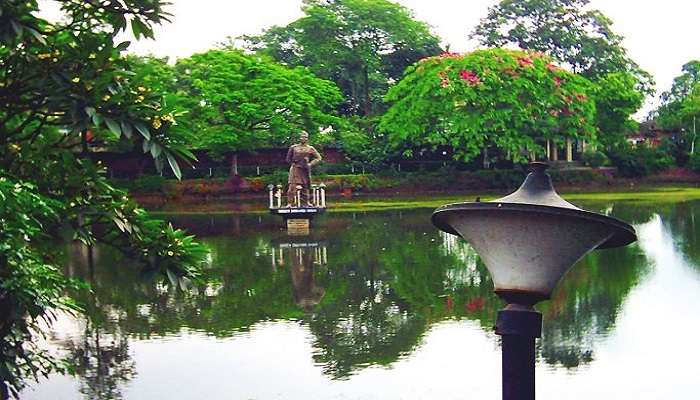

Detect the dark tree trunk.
[{"left": 230, "top": 153, "right": 238, "bottom": 176}]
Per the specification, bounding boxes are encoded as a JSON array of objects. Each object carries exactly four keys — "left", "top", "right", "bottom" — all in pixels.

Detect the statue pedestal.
[{"left": 270, "top": 207, "right": 326, "bottom": 234}]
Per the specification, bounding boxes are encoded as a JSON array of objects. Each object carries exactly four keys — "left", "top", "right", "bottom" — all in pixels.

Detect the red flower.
[
  {"left": 439, "top": 51, "right": 461, "bottom": 58},
  {"left": 547, "top": 63, "right": 559, "bottom": 72},
  {"left": 517, "top": 56, "right": 533, "bottom": 67},
  {"left": 459, "top": 69, "right": 481, "bottom": 86},
  {"left": 575, "top": 93, "right": 588, "bottom": 101},
  {"left": 553, "top": 76, "right": 563, "bottom": 88}
]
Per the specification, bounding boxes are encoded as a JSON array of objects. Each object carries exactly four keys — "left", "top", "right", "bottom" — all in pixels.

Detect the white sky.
[{"left": 42, "top": 0, "right": 700, "bottom": 119}]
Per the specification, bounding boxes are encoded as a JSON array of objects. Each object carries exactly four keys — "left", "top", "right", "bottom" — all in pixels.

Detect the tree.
[
  {"left": 0, "top": 1, "right": 208, "bottom": 396},
  {"left": 655, "top": 61, "right": 700, "bottom": 131},
  {"left": 170, "top": 50, "right": 343, "bottom": 159},
  {"left": 471, "top": 0, "right": 652, "bottom": 91},
  {"left": 379, "top": 49, "right": 597, "bottom": 163},
  {"left": 593, "top": 72, "right": 645, "bottom": 146},
  {"left": 242, "top": 0, "right": 442, "bottom": 116}
]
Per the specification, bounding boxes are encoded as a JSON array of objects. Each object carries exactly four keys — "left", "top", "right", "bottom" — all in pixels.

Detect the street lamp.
[{"left": 432, "top": 162, "right": 636, "bottom": 400}]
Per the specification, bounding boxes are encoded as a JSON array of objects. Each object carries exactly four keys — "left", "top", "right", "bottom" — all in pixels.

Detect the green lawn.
[{"left": 330, "top": 187, "right": 700, "bottom": 212}]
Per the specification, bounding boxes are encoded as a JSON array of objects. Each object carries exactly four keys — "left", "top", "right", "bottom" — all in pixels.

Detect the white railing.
[{"left": 267, "top": 183, "right": 326, "bottom": 209}]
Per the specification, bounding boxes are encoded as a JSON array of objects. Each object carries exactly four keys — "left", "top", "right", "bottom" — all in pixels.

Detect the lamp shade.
[{"left": 432, "top": 163, "right": 636, "bottom": 304}]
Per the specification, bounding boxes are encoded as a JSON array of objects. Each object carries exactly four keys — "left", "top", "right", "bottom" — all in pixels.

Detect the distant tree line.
[{"left": 119, "top": 0, "right": 653, "bottom": 174}]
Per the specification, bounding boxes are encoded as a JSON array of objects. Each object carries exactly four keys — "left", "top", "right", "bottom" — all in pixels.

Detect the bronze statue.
[{"left": 286, "top": 131, "right": 322, "bottom": 207}]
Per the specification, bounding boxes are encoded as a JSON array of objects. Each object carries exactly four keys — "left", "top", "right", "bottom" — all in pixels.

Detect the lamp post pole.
[{"left": 496, "top": 304, "right": 542, "bottom": 400}]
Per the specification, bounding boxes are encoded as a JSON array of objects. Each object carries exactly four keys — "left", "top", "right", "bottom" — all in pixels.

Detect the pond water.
[{"left": 22, "top": 200, "right": 700, "bottom": 399}]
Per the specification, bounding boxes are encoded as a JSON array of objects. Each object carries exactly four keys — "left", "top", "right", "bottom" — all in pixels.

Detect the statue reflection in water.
[{"left": 271, "top": 240, "right": 328, "bottom": 311}]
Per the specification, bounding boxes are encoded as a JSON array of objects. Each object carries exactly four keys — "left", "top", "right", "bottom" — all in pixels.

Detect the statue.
[{"left": 286, "top": 131, "right": 322, "bottom": 207}]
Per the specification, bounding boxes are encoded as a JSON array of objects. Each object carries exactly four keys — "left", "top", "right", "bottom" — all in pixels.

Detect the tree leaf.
[
  {"left": 154, "top": 155, "right": 164, "bottom": 173},
  {"left": 104, "top": 118, "right": 121, "bottom": 137},
  {"left": 134, "top": 122, "right": 151, "bottom": 140},
  {"left": 166, "top": 269, "right": 178, "bottom": 287},
  {"left": 166, "top": 152, "right": 182, "bottom": 180},
  {"left": 27, "top": 27, "right": 46, "bottom": 44},
  {"left": 92, "top": 112, "right": 102, "bottom": 128},
  {"left": 150, "top": 142, "right": 162, "bottom": 158},
  {"left": 116, "top": 41, "right": 131, "bottom": 51},
  {"left": 10, "top": 21, "right": 23, "bottom": 37},
  {"left": 112, "top": 216, "right": 127, "bottom": 232},
  {"left": 120, "top": 121, "right": 133, "bottom": 138}
]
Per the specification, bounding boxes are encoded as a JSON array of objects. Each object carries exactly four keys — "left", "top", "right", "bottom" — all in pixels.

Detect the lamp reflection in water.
[
  {"left": 271, "top": 239, "right": 328, "bottom": 311},
  {"left": 432, "top": 162, "right": 636, "bottom": 400}
]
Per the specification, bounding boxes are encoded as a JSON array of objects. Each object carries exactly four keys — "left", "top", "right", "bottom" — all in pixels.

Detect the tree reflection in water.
[
  {"left": 49, "top": 205, "right": 660, "bottom": 391},
  {"left": 62, "top": 244, "right": 136, "bottom": 400},
  {"left": 662, "top": 200, "right": 700, "bottom": 271}
]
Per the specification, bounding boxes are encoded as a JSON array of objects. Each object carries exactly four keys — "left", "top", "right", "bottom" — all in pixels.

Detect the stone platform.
[{"left": 269, "top": 207, "right": 326, "bottom": 220}]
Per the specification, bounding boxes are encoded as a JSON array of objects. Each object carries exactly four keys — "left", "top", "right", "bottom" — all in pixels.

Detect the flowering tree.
[{"left": 379, "top": 49, "right": 597, "bottom": 162}]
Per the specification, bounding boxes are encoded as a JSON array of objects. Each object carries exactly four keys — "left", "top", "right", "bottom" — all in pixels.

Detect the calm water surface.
[{"left": 22, "top": 200, "right": 700, "bottom": 399}]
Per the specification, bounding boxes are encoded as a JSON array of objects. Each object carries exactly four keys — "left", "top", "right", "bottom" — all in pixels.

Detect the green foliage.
[
  {"left": 336, "top": 116, "right": 393, "bottom": 169},
  {"left": 0, "top": 178, "right": 82, "bottom": 398},
  {"left": 242, "top": 0, "right": 442, "bottom": 116},
  {"left": 380, "top": 48, "right": 597, "bottom": 162},
  {"left": 118, "top": 175, "right": 170, "bottom": 193},
  {"left": 167, "top": 49, "right": 343, "bottom": 157},
  {"left": 593, "top": 73, "right": 645, "bottom": 146},
  {"left": 686, "top": 152, "right": 700, "bottom": 173},
  {"left": 471, "top": 0, "right": 649, "bottom": 142},
  {"left": 657, "top": 135, "right": 689, "bottom": 167},
  {"left": 656, "top": 61, "right": 700, "bottom": 130},
  {"left": 471, "top": 0, "right": 653, "bottom": 91},
  {"left": 580, "top": 149, "right": 609, "bottom": 168},
  {"left": 606, "top": 144, "right": 674, "bottom": 178},
  {"left": 548, "top": 169, "right": 611, "bottom": 186},
  {"left": 259, "top": 170, "right": 291, "bottom": 187},
  {"left": 331, "top": 174, "right": 382, "bottom": 191},
  {"left": 472, "top": 169, "right": 527, "bottom": 189},
  {"left": 0, "top": 1, "right": 209, "bottom": 394}
]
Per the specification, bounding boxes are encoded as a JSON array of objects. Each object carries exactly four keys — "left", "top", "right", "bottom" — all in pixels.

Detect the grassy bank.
[
  {"left": 147, "top": 186, "right": 700, "bottom": 215},
  {"left": 327, "top": 186, "right": 700, "bottom": 212}
]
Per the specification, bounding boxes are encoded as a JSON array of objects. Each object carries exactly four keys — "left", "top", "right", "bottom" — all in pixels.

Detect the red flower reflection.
[{"left": 465, "top": 297, "right": 485, "bottom": 313}]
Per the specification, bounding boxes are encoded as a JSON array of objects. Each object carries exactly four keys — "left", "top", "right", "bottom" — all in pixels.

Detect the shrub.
[
  {"left": 259, "top": 170, "right": 290, "bottom": 187},
  {"left": 687, "top": 152, "right": 700, "bottom": 173},
  {"left": 549, "top": 169, "right": 611, "bottom": 186},
  {"left": 113, "top": 175, "right": 170, "bottom": 193},
  {"left": 472, "top": 169, "right": 526, "bottom": 189},
  {"left": 580, "top": 150, "right": 609, "bottom": 168},
  {"left": 606, "top": 144, "right": 673, "bottom": 178}
]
